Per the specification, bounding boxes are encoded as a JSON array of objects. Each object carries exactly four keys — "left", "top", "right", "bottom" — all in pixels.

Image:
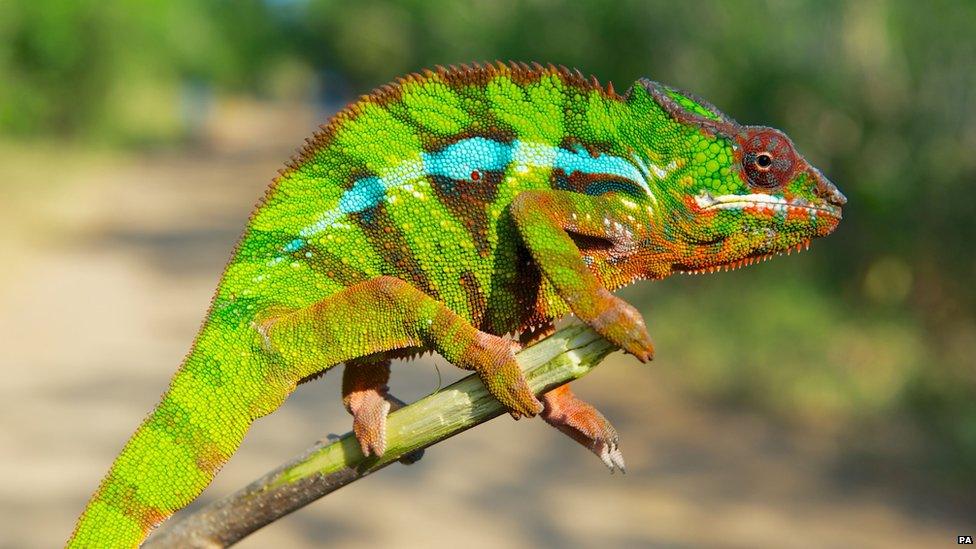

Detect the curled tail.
[{"left": 67, "top": 321, "right": 296, "bottom": 548}]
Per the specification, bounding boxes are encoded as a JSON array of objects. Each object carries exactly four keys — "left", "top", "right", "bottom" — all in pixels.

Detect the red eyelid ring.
[{"left": 736, "top": 127, "right": 799, "bottom": 189}]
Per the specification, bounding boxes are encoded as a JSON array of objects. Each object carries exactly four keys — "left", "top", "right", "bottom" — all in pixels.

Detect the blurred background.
[{"left": 1, "top": 0, "right": 974, "bottom": 547}]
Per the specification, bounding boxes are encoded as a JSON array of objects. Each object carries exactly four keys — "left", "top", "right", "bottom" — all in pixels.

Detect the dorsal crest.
[{"left": 286, "top": 62, "right": 624, "bottom": 173}]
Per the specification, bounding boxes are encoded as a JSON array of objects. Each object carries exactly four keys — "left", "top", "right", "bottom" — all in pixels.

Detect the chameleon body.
[{"left": 67, "top": 62, "right": 845, "bottom": 547}]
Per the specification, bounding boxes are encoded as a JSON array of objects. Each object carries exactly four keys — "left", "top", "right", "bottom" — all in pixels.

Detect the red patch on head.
[
  {"left": 736, "top": 128, "right": 800, "bottom": 190},
  {"left": 786, "top": 206, "right": 809, "bottom": 222}
]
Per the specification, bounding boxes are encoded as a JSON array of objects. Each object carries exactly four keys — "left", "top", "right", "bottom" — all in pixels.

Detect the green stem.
[{"left": 145, "top": 323, "right": 616, "bottom": 548}]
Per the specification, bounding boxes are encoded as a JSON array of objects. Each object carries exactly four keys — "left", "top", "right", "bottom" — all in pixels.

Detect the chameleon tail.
[{"left": 66, "top": 323, "right": 294, "bottom": 548}]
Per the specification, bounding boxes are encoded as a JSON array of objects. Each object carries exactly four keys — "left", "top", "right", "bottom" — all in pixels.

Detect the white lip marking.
[{"left": 695, "top": 192, "right": 839, "bottom": 216}]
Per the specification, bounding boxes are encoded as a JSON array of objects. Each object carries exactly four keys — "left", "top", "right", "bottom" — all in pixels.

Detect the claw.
[
  {"left": 504, "top": 374, "right": 544, "bottom": 419},
  {"left": 343, "top": 360, "right": 395, "bottom": 458},
  {"left": 599, "top": 442, "right": 626, "bottom": 474}
]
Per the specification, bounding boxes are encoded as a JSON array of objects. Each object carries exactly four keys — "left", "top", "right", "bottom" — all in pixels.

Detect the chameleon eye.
[{"left": 738, "top": 128, "right": 798, "bottom": 189}]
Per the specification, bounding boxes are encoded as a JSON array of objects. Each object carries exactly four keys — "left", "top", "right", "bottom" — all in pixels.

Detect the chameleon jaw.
[{"left": 675, "top": 239, "right": 812, "bottom": 275}]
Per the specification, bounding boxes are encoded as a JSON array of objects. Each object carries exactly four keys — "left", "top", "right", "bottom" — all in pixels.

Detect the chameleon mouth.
[
  {"left": 676, "top": 239, "right": 812, "bottom": 275},
  {"left": 694, "top": 192, "right": 842, "bottom": 220}
]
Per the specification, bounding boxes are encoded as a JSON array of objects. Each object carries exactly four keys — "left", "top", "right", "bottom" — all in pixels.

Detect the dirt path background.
[{"left": 0, "top": 102, "right": 969, "bottom": 548}]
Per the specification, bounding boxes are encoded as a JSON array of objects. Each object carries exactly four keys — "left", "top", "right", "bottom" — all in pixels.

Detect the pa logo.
[{"left": 959, "top": 535, "right": 974, "bottom": 544}]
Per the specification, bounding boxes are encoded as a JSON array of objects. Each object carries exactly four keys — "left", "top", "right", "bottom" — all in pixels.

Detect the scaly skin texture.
[{"left": 67, "top": 62, "right": 845, "bottom": 548}]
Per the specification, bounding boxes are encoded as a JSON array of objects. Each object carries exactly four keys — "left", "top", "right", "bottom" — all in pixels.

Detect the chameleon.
[{"left": 67, "top": 61, "right": 845, "bottom": 548}]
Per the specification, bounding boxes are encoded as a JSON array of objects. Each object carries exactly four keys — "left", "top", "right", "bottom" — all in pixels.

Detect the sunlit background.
[{"left": 1, "top": 1, "right": 974, "bottom": 547}]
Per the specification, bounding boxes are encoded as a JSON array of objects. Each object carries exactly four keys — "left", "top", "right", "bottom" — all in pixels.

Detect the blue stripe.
[
  {"left": 283, "top": 237, "right": 305, "bottom": 252},
  {"left": 339, "top": 176, "right": 386, "bottom": 215},
  {"left": 422, "top": 137, "right": 514, "bottom": 180},
  {"left": 553, "top": 144, "right": 644, "bottom": 183}
]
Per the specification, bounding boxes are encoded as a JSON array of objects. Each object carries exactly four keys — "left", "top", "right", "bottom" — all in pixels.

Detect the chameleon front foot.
[
  {"left": 541, "top": 384, "right": 625, "bottom": 473},
  {"left": 590, "top": 290, "right": 654, "bottom": 363}
]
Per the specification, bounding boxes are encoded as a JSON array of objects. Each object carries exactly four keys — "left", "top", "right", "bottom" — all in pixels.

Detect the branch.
[{"left": 145, "top": 323, "right": 617, "bottom": 548}]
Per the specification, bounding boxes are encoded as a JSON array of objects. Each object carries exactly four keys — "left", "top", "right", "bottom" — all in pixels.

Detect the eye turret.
[{"left": 739, "top": 128, "right": 799, "bottom": 189}]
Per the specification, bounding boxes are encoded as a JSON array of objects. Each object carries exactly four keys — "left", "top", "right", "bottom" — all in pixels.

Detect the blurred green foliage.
[{"left": 2, "top": 0, "right": 974, "bottom": 480}]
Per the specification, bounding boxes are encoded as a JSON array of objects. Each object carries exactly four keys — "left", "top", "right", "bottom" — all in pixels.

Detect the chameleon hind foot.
[
  {"left": 342, "top": 358, "right": 427, "bottom": 464},
  {"left": 541, "top": 384, "right": 625, "bottom": 472},
  {"left": 342, "top": 359, "right": 426, "bottom": 463},
  {"left": 343, "top": 359, "right": 393, "bottom": 457}
]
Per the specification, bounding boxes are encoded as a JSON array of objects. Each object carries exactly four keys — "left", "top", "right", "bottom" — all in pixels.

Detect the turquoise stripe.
[
  {"left": 553, "top": 144, "right": 645, "bottom": 184},
  {"left": 339, "top": 176, "right": 386, "bottom": 215},
  {"left": 422, "top": 137, "right": 514, "bottom": 179}
]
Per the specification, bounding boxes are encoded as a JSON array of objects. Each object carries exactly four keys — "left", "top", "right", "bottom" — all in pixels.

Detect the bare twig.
[{"left": 145, "top": 323, "right": 617, "bottom": 548}]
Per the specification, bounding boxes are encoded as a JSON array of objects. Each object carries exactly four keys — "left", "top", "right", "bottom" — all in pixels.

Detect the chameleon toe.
[{"left": 350, "top": 391, "right": 391, "bottom": 457}]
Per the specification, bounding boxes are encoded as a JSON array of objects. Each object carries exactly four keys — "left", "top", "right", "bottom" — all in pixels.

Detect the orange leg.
[
  {"left": 511, "top": 190, "right": 654, "bottom": 362},
  {"left": 541, "top": 384, "right": 625, "bottom": 472}
]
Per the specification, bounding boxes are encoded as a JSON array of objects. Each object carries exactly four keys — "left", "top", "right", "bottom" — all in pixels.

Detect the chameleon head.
[{"left": 635, "top": 79, "right": 847, "bottom": 273}]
